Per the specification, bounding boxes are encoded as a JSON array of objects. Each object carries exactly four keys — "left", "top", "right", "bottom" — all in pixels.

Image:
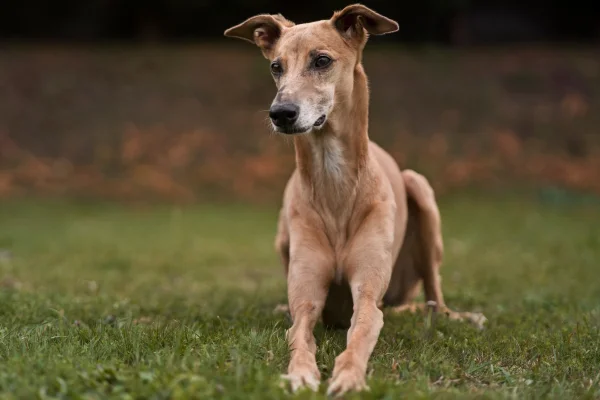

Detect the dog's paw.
[
  {"left": 464, "top": 312, "right": 487, "bottom": 330},
  {"left": 280, "top": 370, "right": 320, "bottom": 393},
  {"left": 327, "top": 352, "right": 369, "bottom": 397},
  {"left": 282, "top": 352, "right": 321, "bottom": 393},
  {"left": 443, "top": 307, "right": 488, "bottom": 330}
]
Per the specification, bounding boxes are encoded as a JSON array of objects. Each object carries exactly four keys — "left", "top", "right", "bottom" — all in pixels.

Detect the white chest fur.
[{"left": 312, "top": 135, "right": 345, "bottom": 181}]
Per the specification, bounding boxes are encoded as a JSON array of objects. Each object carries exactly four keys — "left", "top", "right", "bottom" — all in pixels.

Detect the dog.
[{"left": 224, "top": 4, "right": 486, "bottom": 396}]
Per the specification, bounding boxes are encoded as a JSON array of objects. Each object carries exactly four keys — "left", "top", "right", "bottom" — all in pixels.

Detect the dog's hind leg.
[
  {"left": 388, "top": 170, "right": 486, "bottom": 329},
  {"left": 382, "top": 193, "right": 423, "bottom": 309}
]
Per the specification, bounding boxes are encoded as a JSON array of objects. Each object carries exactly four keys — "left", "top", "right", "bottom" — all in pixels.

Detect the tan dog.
[{"left": 225, "top": 4, "right": 485, "bottom": 396}]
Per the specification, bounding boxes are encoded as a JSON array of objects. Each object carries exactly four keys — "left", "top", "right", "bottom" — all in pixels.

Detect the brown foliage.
[{"left": 0, "top": 46, "right": 599, "bottom": 202}]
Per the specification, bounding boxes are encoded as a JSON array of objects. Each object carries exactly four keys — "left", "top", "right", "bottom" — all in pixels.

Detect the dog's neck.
[{"left": 293, "top": 65, "right": 370, "bottom": 206}]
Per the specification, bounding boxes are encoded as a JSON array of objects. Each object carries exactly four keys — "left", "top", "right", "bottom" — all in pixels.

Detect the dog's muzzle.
[{"left": 269, "top": 103, "right": 299, "bottom": 131}]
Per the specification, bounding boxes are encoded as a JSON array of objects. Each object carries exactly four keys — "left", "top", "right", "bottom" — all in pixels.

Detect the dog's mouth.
[
  {"left": 276, "top": 126, "right": 311, "bottom": 135},
  {"left": 313, "top": 115, "right": 326, "bottom": 127},
  {"left": 275, "top": 115, "right": 327, "bottom": 135}
]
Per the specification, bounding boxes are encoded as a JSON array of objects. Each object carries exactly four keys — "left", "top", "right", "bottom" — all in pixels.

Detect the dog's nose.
[{"left": 269, "top": 103, "right": 299, "bottom": 127}]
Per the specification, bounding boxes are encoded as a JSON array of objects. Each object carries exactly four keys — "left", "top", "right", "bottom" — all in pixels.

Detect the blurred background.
[
  {"left": 1, "top": 5, "right": 600, "bottom": 397},
  {"left": 0, "top": 0, "right": 599, "bottom": 203},
  {"left": 1, "top": 4, "right": 600, "bottom": 397}
]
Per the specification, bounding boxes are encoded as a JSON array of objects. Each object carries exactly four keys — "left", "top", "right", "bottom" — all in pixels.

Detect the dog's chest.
[{"left": 311, "top": 136, "right": 346, "bottom": 183}]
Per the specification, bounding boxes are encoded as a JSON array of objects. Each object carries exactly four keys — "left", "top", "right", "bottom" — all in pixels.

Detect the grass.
[{"left": 0, "top": 195, "right": 599, "bottom": 399}]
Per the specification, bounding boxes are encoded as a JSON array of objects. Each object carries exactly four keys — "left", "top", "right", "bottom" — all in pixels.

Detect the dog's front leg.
[
  {"left": 327, "top": 203, "right": 395, "bottom": 396},
  {"left": 281, "top": 228, "right": 334, "bottom": 392}
]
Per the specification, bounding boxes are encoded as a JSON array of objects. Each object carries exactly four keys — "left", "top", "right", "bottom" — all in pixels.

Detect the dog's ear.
[
  {"left": 224, "top": 14, "right": 294, "bottom": 58},
  {"left": 331, "top": 4, "right": 398, "bottom": 41}
]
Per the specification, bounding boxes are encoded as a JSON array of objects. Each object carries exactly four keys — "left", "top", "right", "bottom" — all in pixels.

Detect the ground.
[{"left": 0, "top": 195, "right": 599, "bottom": 399}]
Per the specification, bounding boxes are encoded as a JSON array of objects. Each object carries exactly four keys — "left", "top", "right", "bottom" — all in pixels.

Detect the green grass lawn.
[{"left": 0, "top": 195, "right": 599, "bottom": 399}]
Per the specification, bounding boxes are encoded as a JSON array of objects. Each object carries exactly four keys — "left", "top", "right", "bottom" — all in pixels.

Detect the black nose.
[{"left": 269, "top": 103, "right": 299, "bottom": 127}]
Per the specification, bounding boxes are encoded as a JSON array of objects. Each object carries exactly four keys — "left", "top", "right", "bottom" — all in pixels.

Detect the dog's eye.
[
  {"left": 314, "top": 55, "right": 332, "bottom": 69},
  {"left": 270, "top": 62, "right": 283, "bottom": 75}
]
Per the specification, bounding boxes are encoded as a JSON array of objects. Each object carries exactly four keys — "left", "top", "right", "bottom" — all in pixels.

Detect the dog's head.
[{"left": 224, "top": 4, "right": 398, "bottom": 135}]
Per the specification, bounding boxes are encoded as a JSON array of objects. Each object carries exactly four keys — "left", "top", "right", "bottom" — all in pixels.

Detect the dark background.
[{"left": 1, "top": 0, "right": 598, "bottom": 45}]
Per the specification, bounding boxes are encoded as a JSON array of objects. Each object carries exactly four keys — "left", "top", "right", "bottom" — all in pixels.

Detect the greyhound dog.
[{"left": 224, "top": 4, "right": 485, "bottom": 396}]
